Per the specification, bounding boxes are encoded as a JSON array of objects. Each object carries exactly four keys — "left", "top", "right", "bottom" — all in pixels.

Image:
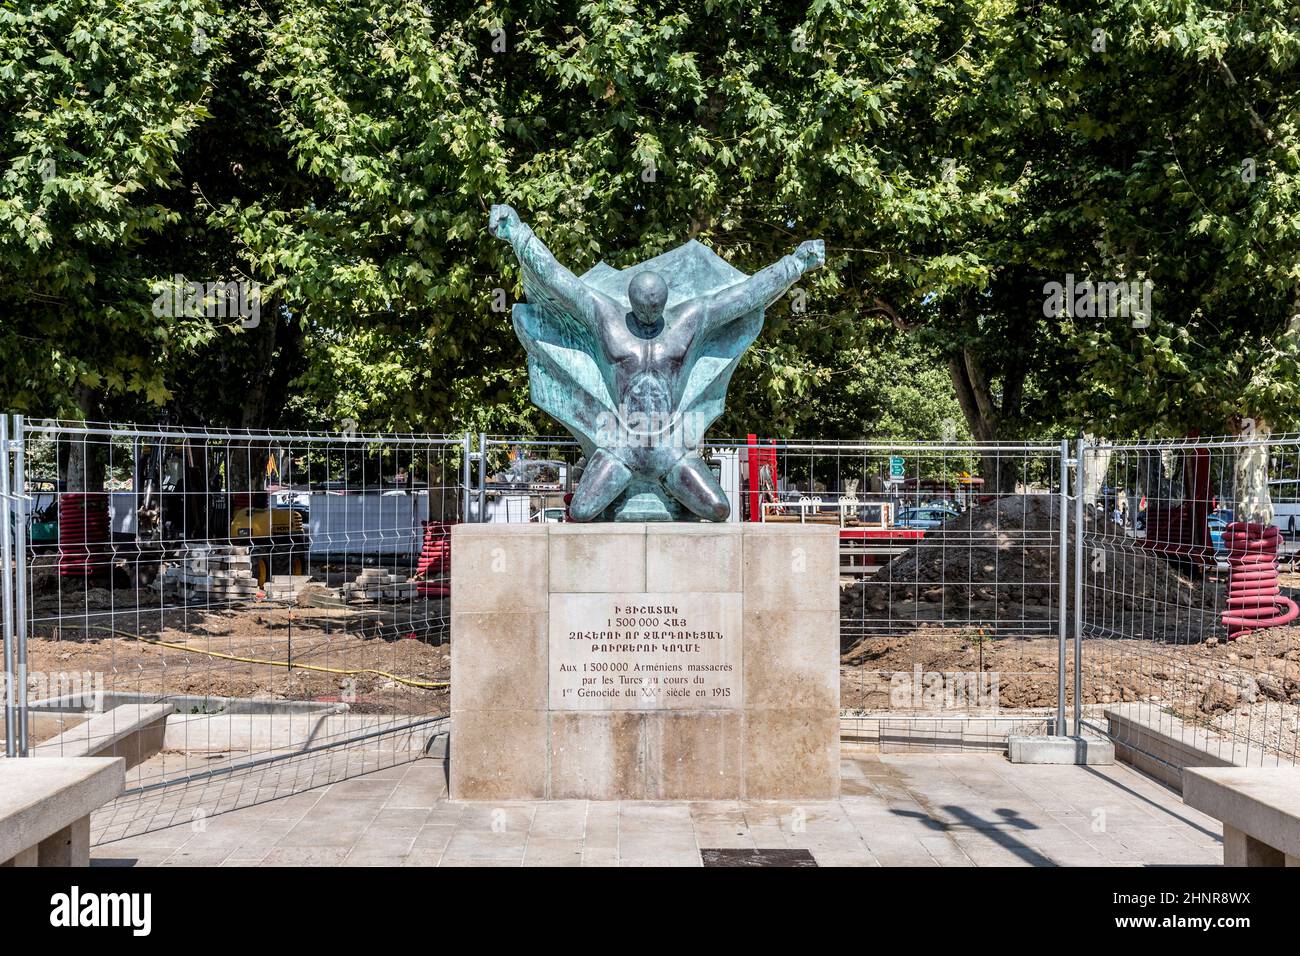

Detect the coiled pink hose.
[{"left": 1221, "top": 522, "right": 1298, "bottom": 639}]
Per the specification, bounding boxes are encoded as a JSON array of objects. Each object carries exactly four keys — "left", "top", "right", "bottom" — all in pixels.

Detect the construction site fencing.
[
  {"left": 1, "top": 418, "right": 467, "bottom": 842},
  {"left": 478, "top": 434, "right": 1070, "bottom": 733},
  {"left": 4, "top": 422, "right": 1298, "bottom": 842},
  {"left": 1076, "top": 433, "right": 1300, "bottom": 777}
]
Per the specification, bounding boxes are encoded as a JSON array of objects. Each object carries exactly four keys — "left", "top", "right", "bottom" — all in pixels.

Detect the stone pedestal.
[{"left": 449, "top": 522, "right": 840, "bottom": 800}]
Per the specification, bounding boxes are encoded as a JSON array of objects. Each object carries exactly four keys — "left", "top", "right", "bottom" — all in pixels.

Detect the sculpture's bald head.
[{"left": 628, "top": 271, "right": 668, "bottom": 326}]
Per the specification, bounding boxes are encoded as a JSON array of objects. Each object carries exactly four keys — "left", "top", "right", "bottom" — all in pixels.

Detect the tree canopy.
[{"left": 2, "top": 0, "right": 1297, "bottom": 444}]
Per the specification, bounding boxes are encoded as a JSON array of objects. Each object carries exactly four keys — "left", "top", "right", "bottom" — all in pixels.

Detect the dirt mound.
[
  {"left": 873, "top": 493, "right": 1064, "bottom": 604},
  {"left": 26, "top": 623, "right": 450, "bottom": 711},
  {"left": 841, "top": 493, "right": 1214, "bottom": 645},
  {"left": 838, "top": 624, "right": 1300, "bottom": 750}
]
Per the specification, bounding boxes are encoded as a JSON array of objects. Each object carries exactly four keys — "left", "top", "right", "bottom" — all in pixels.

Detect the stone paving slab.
[{"left": 89, "top": 753, "right": 1224, "bottom": 867}]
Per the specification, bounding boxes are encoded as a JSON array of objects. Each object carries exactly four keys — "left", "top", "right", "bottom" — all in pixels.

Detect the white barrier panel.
[
  {"left": 108, "top": 492, "right": 136, "bottom": 536},
  {"left": 307, "top": 492, "right": 429, "bottom": 557}
]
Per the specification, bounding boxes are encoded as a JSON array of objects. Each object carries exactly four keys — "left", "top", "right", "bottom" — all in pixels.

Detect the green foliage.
[
  {"left": 1, "top": 0, "right": 1297, "bottom": 445},
  {"left": 211, "top": 0, "right": 1046, "bottom": 436},
  {"left": 0, "top": 0, "right": 225, "bottom": 415},
  {"left": 1050, "top": 0, "right": 1300, "bottom": 434}
]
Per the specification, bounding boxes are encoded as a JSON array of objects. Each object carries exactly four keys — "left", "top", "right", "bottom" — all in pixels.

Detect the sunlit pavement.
[{"left": 87, "top": 753, "right": 1223, "bottom": 867}]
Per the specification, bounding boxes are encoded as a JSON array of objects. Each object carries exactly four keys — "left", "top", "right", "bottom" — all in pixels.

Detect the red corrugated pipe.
[
  {"left": 415, "top": 521, "right": 451, "bottom": 597},
  {"left": 1221, "top": 521, "right": 1298, "bottom": 639},
  {"left": 58, "top": 491, "right": 112, "bottom": 578}
]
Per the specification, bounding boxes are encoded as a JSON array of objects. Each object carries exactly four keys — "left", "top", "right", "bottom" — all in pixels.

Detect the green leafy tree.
[
  {"left": 5, "top": 0, "right": 1297, "bottom": 496},
  {"left": 1051, "top": 1, "right": 1300, "bottom": 438},
  {"left": 0, "top": 0, "right": 225, "bottom": 429}
]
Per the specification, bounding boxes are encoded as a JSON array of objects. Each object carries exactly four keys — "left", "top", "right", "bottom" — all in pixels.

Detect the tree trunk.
[
  {"left": 240, "top": 304, "right": 286, "bottom": 430},
  {"left": 61, "top": 387, "right": 106, "bottom": 492},
  {"left": 1233, "top": 421, "right": 1273, "bottom": 524},
  {"left": 228, "top": 304, "right": 297, "bottom": 503},
  {"left": 1081, "top": 436, "right": 1111, "bottom": 512},
  {"left": 227, "top": 441, "right": 266, "bottom": 498},
  {"left": 947, "top": 348, "right": 1023, "bottom": 493},
  {"left": 1136, "top": 449, "right": 1179, "bottom": 506}
]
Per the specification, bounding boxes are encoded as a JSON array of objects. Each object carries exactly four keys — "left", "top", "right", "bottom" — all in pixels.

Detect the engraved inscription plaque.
[{"left": 549, "top": 592, "right": 742, "bottom": 710}]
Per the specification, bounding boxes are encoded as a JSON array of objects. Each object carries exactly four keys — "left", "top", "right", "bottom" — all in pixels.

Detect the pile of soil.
[
  {"left": 23, "top": 586, "right": 451, "bottom": 714},
  {"left": 871, "top": 493, "right": 1066, "bottom": 603},
  {"left": 839, "top": 624, "right": 1300, "bottom": 724},
  {"left": 834, "top": 493, "right": 1300, "bottom": 758},
  {"left": 841, "top": 493, "right": 1214, "bottom": 644}
]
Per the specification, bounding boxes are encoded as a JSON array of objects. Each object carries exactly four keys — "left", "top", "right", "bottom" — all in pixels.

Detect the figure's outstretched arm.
[
  {"left": 490, "top": 204, "right": 611, "bottom": 327},
  {"left": 704, "top": 240, "right": 825, "bottom": 330}
]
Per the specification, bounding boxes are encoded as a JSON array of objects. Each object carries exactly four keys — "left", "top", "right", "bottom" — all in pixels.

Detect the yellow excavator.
[{"left": 229, "top": 503, "right": 309, "bottom": 586}]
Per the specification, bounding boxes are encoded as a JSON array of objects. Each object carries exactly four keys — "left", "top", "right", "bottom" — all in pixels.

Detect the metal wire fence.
[
  {"left": 4, "top": 420, "right": 1298, "bottom": 841},
  {"left": 2, "top": 418, "right": 467, "bottom": 841},
  {"left": 1077, "top": 433, "right": 1300, "bottom": 772},
  {"left": 477, "top": 435, "right": 1070, "bottom": 723}
]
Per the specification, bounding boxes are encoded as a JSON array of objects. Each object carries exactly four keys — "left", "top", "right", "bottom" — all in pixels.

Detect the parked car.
[{"left": 894, "top": 506, "right": 959, "bottom": 530}]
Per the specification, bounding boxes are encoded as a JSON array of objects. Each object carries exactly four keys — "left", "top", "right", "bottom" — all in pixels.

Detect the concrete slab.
[
  {"left": 1183, "top": 766, "right": 1300, "bottom": 865},
  {"left": 87, "top": 753, "right": 1225, "bottom": 867},
  {"left": 1106, "top": 703, "right": 1259, "bottom": 790},
  {"left": 34, "top": 704, "right": 169, "bottom": 770},
  {"left": 1008, "top": 735, "right": 1115, "bottom": 765}
]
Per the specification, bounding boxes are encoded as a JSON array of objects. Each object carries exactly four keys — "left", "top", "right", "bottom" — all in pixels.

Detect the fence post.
[
  {"left": 1, "top": 416, "right": 16, "bottom": 757},
  {"left": 460, "top": 433, "right": 473, "bottom": 524},
  {"left": 477, "top": 433, "right": 488, "bottom": 521},
  {"left": 12, "top": 415, "right": 28, "bottom": 754},
  {"left": 1057, "top": 438, "right": 1069, "bottom": 736},
  {"left": 1073, "top": 436, "right": 1086, "bottom": 737}
]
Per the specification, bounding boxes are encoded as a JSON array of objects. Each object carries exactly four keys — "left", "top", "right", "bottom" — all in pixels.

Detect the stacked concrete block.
[
  {"left": 261, "top": 575, "right": 315, "bottom": 602},
  {"left": 162, "top": 547, "right": 259, "bottom": 600},
  {"left": 343, "top": 568, "right": 418, "bottom": 603}
]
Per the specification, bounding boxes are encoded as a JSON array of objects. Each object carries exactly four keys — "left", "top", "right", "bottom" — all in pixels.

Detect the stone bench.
[
  {"left": 1183, "top": 767, "right": 1300, "bottom": 866},
  {"left": 1106, "top": 703, "right": 1253, "bottom": 790},
  {"left": 0, "top": 757, "right": 125, "bottom": 866},
  {"left": 32, "top": 703, "right": 170, "bottom": 769}
]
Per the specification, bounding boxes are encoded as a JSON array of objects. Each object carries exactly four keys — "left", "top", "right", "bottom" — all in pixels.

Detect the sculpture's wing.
[
  {"left": 675, "top": 295, "right": 764, "bottom": 448},
  {"left": 513, "top": 261, "right": 616, "bottom": 457},
  {"left": 579, "top": 240, "right": 761, "bottom": 449},
  {"left": 511, "top": 238, "right": 764, "bottom": 453}
]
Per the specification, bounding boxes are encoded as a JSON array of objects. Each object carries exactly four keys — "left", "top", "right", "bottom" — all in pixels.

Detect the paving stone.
[
  {"left": 402, "top": 847, "right": 447, "bottom": 867},
  {"left": 89, "top": 752, "right": 1226, "bottom": 868},
  {"left": 441, "top": 829, "right": 528, "bottom": 863},
  {"left": 523, "top": 837, "right": 586, "bottom": 866},
  {"left": 412, "top": 824, "right": 457, "bottom": 851},
  {"left": 278, "top": 820, "right": 371, "bottom": 848},
  {"left": 260, "top": 846, "right": 350, "bottom": 866},
  {"left": 160, "top": 846, "right": 236, "bottom": 866},
  {"left": 371, "top": 807, "right": 433, "bottom": 828},
  {"left": 581, "top": 845, "right": 619, "bottom": 866}
]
